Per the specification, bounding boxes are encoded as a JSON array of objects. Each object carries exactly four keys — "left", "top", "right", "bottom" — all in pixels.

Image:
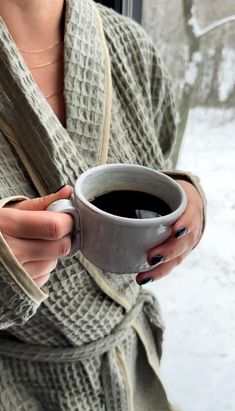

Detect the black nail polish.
[
  {"left": 151, "top": 254, "right": 164, "bottom": 266},
  {"left": 176, "top": 227, "right": 187, "bottom": 239},
  {"left": 138, "top": 277, "right": 153, "bottom": 286},
  {"left": 54, "top": 184, "right": 66, "bottom": 193}
]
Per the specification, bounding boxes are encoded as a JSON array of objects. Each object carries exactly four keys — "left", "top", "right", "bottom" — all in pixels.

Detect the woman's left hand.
[{"left": 136, "top": 179, "right": 204, "bottom": 285}]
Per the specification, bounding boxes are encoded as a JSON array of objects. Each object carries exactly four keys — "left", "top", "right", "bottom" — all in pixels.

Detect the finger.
[
  {"left": 173, "top": 202, "right": 201, "bottom": 239},
  {"left": 5, "top": 235, "right": 71, "bottom": 263},
  {"left": 147, "top": 205, "right": 201, "bottom": 267},
  {"left": 136, "top": 250, "right": 190, "bottom": 285},
  {"left": 23, "top": 259, "right": 58, "bottom": 279},
  {"left": 147, "top": 233, "right": 193, "bottom": 267},
  {"left": 1, "top": 209, "right": 74, "bottom": 240},
  {"left": 10, "top": 185, "right": 73, "bottom": 211}
]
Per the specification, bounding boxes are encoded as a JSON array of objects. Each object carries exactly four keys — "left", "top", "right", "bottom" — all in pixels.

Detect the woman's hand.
[
  {"left": 136, "top": 180, "right": 204, "bottom": 285},
  {"left": 0, "top": 186, "right": 73, "bottom": 288}
]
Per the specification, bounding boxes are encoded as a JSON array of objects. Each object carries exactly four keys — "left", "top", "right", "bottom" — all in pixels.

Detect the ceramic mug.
[{"left": 47, "top": 164, "right": 187, "bottom": 273}]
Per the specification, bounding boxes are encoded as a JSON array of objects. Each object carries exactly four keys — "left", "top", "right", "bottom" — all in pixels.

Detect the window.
[{"left": 95, "top": 0, "right": 143, "bottom": 23}]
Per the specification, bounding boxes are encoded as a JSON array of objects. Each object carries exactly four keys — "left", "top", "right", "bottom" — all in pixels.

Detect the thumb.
[{"left": 12, "top": 185, "right": 73, "bottom": 211}]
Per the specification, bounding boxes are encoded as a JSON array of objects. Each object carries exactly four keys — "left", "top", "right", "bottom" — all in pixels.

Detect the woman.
[{"left": 0, "top": 0, "right": 205, "bottom": 410}]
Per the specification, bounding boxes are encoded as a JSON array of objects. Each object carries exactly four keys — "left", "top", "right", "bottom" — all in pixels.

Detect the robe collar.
[{"left": 0, "top": 0, "right": 107, "bottom": 192}]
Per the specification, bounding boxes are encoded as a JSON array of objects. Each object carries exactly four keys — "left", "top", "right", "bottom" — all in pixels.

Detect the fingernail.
[
  {"left": 176, "top": 227, "right": 187, "bottom": 239},
  {"left": 151, "top": 254, "right": 164, "bottom": 266},
  {"left": 54, "top": 184, "right": 66, "bottom": 193},
  {"left": 137, "top": 277, "right": 153, "bottom": 286}
]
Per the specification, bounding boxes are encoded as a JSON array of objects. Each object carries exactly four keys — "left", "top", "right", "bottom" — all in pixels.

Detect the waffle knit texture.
[{"left": 0, "top": 0, "right": 204, "bottom": 410}]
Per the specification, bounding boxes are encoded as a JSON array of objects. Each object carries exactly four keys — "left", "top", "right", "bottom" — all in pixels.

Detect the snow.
[
  {"left": 185, "top": 52, "right": 203, "bottom": 86},
  {"left": 188, "top": 15, "right": 202, "bottom": 37},
  {"left": 218, "top": 48, "right": 235, "bottom": 102},
  {"left": 147, "top": 108, "right": 235, "bottom": 411}
]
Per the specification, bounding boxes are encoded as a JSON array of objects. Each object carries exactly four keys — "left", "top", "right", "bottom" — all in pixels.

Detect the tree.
[{"left": 172, "top": 0, "right": 235, "bottom": 167}]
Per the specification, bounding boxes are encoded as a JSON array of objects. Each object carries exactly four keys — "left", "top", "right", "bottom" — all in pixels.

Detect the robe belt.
[{"left": 0, "top": 293, "right": 155, "bottom": 363}]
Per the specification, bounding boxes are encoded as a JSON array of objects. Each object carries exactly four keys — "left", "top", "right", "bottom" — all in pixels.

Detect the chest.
[{"left": 20, "top": 44, "right": 66, "bottom": 126}]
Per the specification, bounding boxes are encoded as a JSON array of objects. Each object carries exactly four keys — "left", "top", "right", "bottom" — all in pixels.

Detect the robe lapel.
[{"left": 64, "top": 0, "right": 107, "bottom": 168}]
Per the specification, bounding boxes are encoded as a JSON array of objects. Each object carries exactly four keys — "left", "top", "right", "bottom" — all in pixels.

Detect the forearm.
[{"left": 0, "top": 196, "right": 47, "bottom": 330}]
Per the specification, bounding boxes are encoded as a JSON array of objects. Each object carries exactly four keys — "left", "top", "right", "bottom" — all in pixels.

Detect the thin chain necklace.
[
  {"left": 18, "top": 39, "right": 62, "bottom": 54},
  {"left": 45, "top": 88, "right": 64, "bottom": 99},
  {"left": 18, "top": 39, "right": 64, "bottom": 100},
  {"left": 28, "top": 56, "right": 62, "bottom": 70}
]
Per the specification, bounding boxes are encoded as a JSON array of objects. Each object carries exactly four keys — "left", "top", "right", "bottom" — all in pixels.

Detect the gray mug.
[{"left": 47, "top": 164, "right": 187, "bottom": 273}]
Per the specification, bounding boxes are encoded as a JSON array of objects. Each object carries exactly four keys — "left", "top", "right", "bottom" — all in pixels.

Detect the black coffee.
[{"left": 90, "top": 190, "right": 172, "bottom": 219}]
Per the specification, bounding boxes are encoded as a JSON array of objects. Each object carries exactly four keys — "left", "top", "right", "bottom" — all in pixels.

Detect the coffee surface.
[{"left": 90, "top": 190, "right": 172, "bottom": 219}]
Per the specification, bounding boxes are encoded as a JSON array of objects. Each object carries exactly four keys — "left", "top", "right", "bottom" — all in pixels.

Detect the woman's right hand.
[{"left": 0, "top": 186, "right": 73, "bottom": 288}]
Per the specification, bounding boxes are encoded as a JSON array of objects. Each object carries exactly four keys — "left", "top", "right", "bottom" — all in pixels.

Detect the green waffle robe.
[{"left": 0, "top": 0, "right": 204, "bottom": 410}]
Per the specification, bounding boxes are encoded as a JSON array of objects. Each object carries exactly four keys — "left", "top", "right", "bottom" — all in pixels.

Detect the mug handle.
[{"left": 47, "top": 199, "right": 81, "bottom": 258}]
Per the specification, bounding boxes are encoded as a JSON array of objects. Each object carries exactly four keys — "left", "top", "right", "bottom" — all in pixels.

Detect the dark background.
[{"left": 95, "top": 0, "right": 143, "bottom": 23}]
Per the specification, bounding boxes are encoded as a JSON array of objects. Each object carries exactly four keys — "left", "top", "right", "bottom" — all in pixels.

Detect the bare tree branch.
[
  {"left": 199, "top": 15, "right": 235, "bottom": 36},
  {"left": 189, "top": 12, "right": 235, "bottom": 37}
]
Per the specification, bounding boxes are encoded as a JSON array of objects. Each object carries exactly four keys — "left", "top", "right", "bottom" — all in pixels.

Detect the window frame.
[
  {"left": 95, "top": 0, "right": 143, "bottom": 23},
  {"left": 122, "top": 0, "right": 142, "bottom": 23}
]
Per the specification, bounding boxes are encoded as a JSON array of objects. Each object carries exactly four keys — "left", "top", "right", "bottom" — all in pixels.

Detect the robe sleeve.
[
  {"left": 0, "top": 196, "right": 47, "bottom": 329},
  {"left": 146, "top": 38, "right": 207, "bottom": 238}
]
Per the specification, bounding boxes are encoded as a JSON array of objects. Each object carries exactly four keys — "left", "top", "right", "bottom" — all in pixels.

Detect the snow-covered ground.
[{"left": 147, "top": 108, "right": 235, "bottom": 411}]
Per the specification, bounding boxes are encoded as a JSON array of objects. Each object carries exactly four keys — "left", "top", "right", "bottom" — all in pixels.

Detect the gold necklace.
[
  {"left": 28, "top": 56, "right": 62, "bottom": 70},
  {"left": 18, "top": 39, "right": 64, "bottom": 101},
  {"left": 18, "top": 39, "right": 62, "bottom": 54},
  {"left": 45, "top": 88, "right": 64, "bottom": 99}
]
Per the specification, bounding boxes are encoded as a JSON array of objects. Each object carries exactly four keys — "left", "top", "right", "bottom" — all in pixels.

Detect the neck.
[{"left": 0, "top": 0, "right": 65, "bottom": 50}]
